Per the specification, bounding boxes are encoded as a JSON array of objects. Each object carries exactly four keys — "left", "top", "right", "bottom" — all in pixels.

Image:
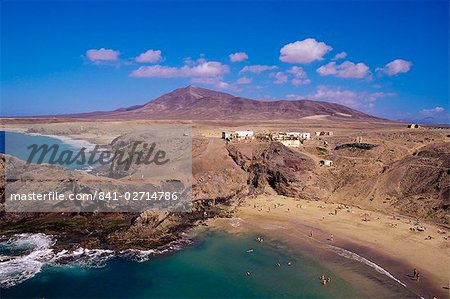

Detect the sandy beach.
[{"left": 209, "top": 195, "right": 450, "bottom": 298}]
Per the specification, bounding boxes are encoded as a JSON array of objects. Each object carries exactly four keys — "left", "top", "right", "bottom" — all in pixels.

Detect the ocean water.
[
  {"left": 0, "top": 231, "right": 416, "bottom": 299},
  {"left": 1, "top": 131, "right": 92, "bottom": 170}
]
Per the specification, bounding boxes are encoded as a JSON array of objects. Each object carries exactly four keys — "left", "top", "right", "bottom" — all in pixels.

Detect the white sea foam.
[
  {"left": 119, "top": 249, "right": 157, "bottom": 262},
  {"left": 0, "top": 233, "right": 55, "bottom": 288},
  {"left": 328, "top": 245, "right": 407, "bottom": 287},
  {"left": 4, "top": 130, "right": 99, "bottom": 171},
  {"left": 0, "top": 234, "right": 114, "bottom": 288},
  {"left": 0, "top": 233, "right": 193, "bottom": 288},
  {"left": 53, "top": 248, "right": 115, "bottom": 268},
  {"left": 25, "top": 132, "right": 97, "bottom": 151},
  {"left": 3, "top": 129, "right": 97, "bottom": 151},
  {"left": 119, "top": 237, "right": 193, "bottom": 262}
]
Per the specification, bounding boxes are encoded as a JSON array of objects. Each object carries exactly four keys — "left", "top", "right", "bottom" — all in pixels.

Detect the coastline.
[
  {"left": 1, "top": 123, "right": 448, "bottom": 297},
  {"left": 1, "top": 128, "right": 97, "bottom": 151},
  {"left": 207, "top": 195, "right": 450, "bottom": 299}
]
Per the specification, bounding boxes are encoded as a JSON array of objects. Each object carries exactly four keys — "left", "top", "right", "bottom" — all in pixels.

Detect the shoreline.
[
  {"left": 1, "top": 128, "right": 97, "bottom": 150},
  {"left": 207, "top": 195, "right": 450, "bottom": 299},
  {"left": 0, "top": 231, "right": 195, "bottom": 289}
]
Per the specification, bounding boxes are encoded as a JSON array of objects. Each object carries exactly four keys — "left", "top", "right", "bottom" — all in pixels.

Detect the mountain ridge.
[{"left": 62, "top": 85, "right": 388, "bottom": 122}]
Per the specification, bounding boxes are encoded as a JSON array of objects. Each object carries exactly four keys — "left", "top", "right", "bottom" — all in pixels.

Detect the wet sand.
[{"left": 209, "top": 195, "right": 450, "bottom": 299}]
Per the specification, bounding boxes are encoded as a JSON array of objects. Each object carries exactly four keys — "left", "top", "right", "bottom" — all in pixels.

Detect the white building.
[
  {"left": 235, "top": 130, "right": 254, "bottom": 139},
  {"left": 320, "top": 159, "right": 333, "bottom": 167},
  {"left": 222, "top": 130, "right": 254, "bottom": 140},
  {"left": 285, "top": 132, "right": 311, "bottom": 140},
  {"left": 300, "top": 132, "right": 311, "bottom": 140},
  {"left": 222, "top": 131, "right": 232, "bottom": 139}
]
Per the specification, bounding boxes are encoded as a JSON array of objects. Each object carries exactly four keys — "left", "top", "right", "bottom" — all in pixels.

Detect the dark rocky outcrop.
[
  {"left": 334, "top": 143, "right": 377, "bottom": 150},
  {"left": 226, "top": 141, "right": 322, "bottom": 199}
]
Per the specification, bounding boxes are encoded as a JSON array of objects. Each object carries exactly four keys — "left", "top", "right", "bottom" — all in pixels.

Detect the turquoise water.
[
  {"left": 0, "top": 232, "right": 414, "bottom": 299},
  {"left": 1, "top": 131, "right": 89, "bottom": 170}
]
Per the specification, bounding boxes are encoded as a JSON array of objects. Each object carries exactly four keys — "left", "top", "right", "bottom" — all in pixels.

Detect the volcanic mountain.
[{"left": 69, "top": 85, "right": 384, "bottom": 121}]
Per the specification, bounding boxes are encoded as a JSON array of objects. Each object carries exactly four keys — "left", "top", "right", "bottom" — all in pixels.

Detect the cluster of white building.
[
  {"left": 220, "top": 129, "right": 334, "bottom": 166},
  {"left": 221, "top": 130, "right": 254, "bottom": 140},
  {"left": 273, "top": 132, "right": 311, "bottom": 140},
  {"left": 272, "top": 132, "right": 311, "bottom": 147},
  {"left": 221, "top": 130, "right": 313, "bottom": 146}
]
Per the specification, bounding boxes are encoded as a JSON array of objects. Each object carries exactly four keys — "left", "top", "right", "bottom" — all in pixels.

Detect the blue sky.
[{"left": 1, "top": 0, "right": 449, "bottom": 123}]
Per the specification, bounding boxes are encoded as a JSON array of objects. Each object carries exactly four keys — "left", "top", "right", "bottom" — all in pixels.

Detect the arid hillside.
[
  {"left": 62, "top": 86, "right": 386, "bottom": 121},
  {"left": 1, "top": 120, "right": 449, "bottom": 253},
  {"left": 315, "top": 130, "right": 450, "bottom": 224}
]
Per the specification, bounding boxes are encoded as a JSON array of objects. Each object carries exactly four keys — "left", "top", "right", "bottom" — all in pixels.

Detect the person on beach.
[
  {"left": 416, "top": 272, "right": 420, "bottom": 281},
  {"left": 413, "top": 268, "right": 417, "bottom": 278},
  {"left": 330, "top": 234, "right": 334, "bottom": 241}
]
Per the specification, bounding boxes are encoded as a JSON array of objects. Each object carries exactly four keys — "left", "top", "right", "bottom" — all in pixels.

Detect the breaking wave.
[
  {"left": 119, "top": 236, "right": 193, "bottom": 262},
  {"left": 0, "top": 233, "right": 192, "bottom": 288},
  {"left": 328, "top": 245, "right": 407, "bottom": 287},
  {"left": 0, "top": 234, "right": 56, "bottom": 288}
]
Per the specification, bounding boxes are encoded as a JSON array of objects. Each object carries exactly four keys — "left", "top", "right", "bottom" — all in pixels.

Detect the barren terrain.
[{"left": 1, "top": 115, "right": 449, "bottom": 297}]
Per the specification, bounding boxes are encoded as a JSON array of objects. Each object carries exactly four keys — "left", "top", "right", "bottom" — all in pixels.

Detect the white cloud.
[
  {"left": 332, "top": 52, "right": 347, "bottom": 60},
  {"left": 273, "top": 72, "right": 288, "bottom": 84},
  {"left": 287, "top": 66, "right": 310, "bottom": 85},
  {"left": 279, "top": 38, "right": 332, "bottom": 63},
  {"left": 291, "top": 78, "right": 311, "bottom": 86},
  {"left": 130, "top": 59, "right": 229, "bottom": 78},
  {"left": 271, "top": 67, "right": 311, "bottom": 85},
  {"left": 421, "top": 106, "right": 445, "bottom": 115},
  {"left": 288, "top": 85, "right": 394, "bottom": 110},
  {"left": 131, "top": 65, "right": 179, "bottom": 78},
  {"left": 236, "top": 77, "right": 252, "bottom": 84},
  {"left": 229, "top": 52, "right": 248, "bottom": 62},
  {"left": 376, "top": 59, "right": 412, "bottom": 76},
  {"left": 317, "top": 61, "right": 370, "bottom": 78},
  {"left": 287, "top": 66, "right": 307, "bottom": 77},
  {"left": 240, "top": 65, "right": 278, "bottom": 74},
  {"left": 86, "top": 48, "right": 120, "bottom": 61},
  {"left": 191, "top": 77, "right": 240, "bottom": 91},
  {"left": 135, "top": 49, "right": 163, "bottom": 63}
]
